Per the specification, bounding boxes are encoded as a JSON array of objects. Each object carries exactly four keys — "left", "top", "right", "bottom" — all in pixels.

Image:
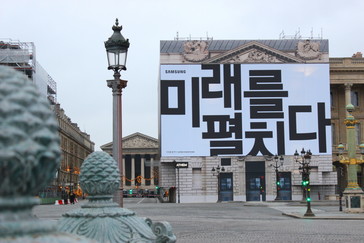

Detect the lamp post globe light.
[
  {"left": 212, "top": 165, "right": 225, "bottom": 202},
  {"left": 270, "top": 155, "right": 284, "bottom": 200},
  {"left": 294, "top": 148, "right": 315, "bottom": 217},
  {"left": 105, "top": 18, "right": 130, "bottom": 207}
]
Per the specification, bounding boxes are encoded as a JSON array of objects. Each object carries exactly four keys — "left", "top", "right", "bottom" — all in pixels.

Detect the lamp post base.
[
  {"left": 343, "top": 191, "right": 364, "bottom": 213},
  {"left": 304, "top": 209, "right": 315, "bottom": 217},
  {"left": 304, "top": 202, "right": 315, "bottom": 216}
]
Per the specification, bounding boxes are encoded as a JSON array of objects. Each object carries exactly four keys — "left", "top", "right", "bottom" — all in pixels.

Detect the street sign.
[{"left": 175, "top": 162, "right": 188, "bottom": 168}]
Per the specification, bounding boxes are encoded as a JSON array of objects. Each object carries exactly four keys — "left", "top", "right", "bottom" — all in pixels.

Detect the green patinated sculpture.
[
  {"left": 58, "top": 151, "right": 176, "bottom": 243},
  {"left": 0, "top": 66, "right": 94, "bottom": 242}
]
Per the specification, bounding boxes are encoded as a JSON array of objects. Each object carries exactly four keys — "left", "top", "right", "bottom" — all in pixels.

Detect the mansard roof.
[{"left": 160, "top": 39, "right": 329, "bottom": 54}]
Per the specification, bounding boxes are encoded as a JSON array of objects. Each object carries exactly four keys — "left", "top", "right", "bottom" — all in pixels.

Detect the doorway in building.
[
  {"left": 219, "top": 173, "right": 233, "bottom": 201},
  {"left": 246, "top": 162, "right": 265, "bottom": 201},
  {"left": 168, "top": 187, "right": 176, "bottom": 203},
  {"left": 277, "top": 172, "right": 292, "bottom": 200}
]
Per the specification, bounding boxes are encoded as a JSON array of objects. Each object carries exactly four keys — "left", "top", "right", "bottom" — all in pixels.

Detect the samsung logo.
[{"left": 165, "top": 70, "right": 186, "bottom": 74}]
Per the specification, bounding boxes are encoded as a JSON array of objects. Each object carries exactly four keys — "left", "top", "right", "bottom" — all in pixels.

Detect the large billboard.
[{"left": 160, "top": 64, "right": 331, "bottom": 157}]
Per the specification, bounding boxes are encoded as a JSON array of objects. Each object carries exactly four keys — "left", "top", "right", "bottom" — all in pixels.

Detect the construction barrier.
[
  {"left": 55, "top": 200, "right": 64, "bottom": 205},
  {"left": 55, "top": 199, "right": 78, "bottom": 205}
]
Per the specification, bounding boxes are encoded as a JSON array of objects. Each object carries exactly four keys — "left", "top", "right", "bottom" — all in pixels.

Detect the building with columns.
[
  {"left": 159, "top": 38, "right": 337, "bottom": 203},
  {"left": 101, "top": 132, "right": 159, "bottom": 191},
  {"left": 330, "top": 52, "right": 364, "bottom": 193},
  {"left": 99, "top": 43, "right": 364, "bottom": 203}
]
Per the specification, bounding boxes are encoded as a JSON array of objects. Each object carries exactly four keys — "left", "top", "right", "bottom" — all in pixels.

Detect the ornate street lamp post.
[
  {"left": 294, "top": 148, "right": 315, "bottom": 217},
  {"left": 337, "top": 104, "right": 364, "bottom": 212},
  {"left": 212, "top": 165, "right": 225, "bottom": 202},
  {"left": 271, "top": 155, "right": 284, "bottom": 200},
  {"left": 105, "top": 18, "right": 130, "bottom": 207}
]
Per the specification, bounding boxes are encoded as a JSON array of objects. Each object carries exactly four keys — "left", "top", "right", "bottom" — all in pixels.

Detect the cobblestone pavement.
[{"left": 33, "top": 199, "right": 364, "bottom": 243}]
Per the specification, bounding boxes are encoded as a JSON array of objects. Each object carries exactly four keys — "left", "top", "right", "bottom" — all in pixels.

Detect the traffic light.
[
  {"left": 301, "top": 173, "right": 310, "bottom": 187},
  {"left": 129, "top": 189, "right": 133, "bottom": 195},
  {"left": 306, "top": 188, "right": 311, "bottom": 202},
  {"left": 259, "top": 176, "right": 265, "bottom": 193},
  {"left": 259, "top": 185, "right": 264, "bottom": 193},
  {"left": 276, "top": 180, "right": 281, "bottom": 190},
  {"left": 301, "top": 180, "right": 309, "bottom": 187},
  {"left": 155, "top": 186, "right": 160, "bottom": 195}
]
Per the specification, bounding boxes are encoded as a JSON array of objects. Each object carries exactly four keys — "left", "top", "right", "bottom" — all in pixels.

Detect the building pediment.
[
  {"left": 100, "top": 132, "right": 158, "bottom": 151},
  {"left": 204, "top": 41, "right": 304, "bottom": 64},
  {"left": 100, "top": 142, "right": 113, "bottom": 151},
  {"left": 123, "top": 132, "right": 158, "bottom": 149}
]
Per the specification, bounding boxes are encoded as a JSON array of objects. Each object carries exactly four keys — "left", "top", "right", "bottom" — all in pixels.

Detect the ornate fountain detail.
[
  {"left": 58, "top": 151, "right": 176, "bottom": 243},
  {"left": 0, "top": 66, "right": 93, "bottom": 242}
]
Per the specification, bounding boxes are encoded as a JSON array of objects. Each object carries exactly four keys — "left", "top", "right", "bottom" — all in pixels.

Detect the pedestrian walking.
[{"left": 69, "top": 192, "right": 75, "bottom": 204}]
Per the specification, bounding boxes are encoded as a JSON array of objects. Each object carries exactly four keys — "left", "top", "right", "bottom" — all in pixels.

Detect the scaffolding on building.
[{"left": 0, "top": 38, "right": 57, "bottom": 104}]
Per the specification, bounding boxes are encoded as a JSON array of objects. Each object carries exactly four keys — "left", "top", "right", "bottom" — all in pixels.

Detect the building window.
[
  {"left": 221, "top": 158, "right": 231, "bottom": 166},
  {"left": 351, "top": 91, "right": 359, "bottom": 107},
  {"left": 331, "top": 123, "right": 336, "bottom": 145},
  {"left": 330, "top": 92, "right": 333, "bottom": 108},
  {"left": 192, "top": 168, "right": 202, "bottom": 189}
]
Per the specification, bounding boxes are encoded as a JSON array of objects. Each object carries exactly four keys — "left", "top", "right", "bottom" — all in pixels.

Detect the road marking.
[{"left": 137, "top": 198, "right": 145, "bottom": 204}]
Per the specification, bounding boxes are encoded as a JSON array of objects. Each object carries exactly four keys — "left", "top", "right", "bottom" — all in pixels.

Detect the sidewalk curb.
[{"left": 282, "top": 212, "right": 364, "bottom": 220}]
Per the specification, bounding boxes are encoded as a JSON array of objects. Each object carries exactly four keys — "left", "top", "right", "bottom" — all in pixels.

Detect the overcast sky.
[{"left": 1, "top": 0, "right": 363, "bottom": 150}]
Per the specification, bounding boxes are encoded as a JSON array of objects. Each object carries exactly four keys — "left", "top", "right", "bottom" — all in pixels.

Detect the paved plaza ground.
[{"left": 33, "top": 199, "right": 364, "bottom": 243}]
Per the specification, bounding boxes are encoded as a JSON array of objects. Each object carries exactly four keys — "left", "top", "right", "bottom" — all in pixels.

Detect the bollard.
[
  {"left": 0, "top": 66, "right": 95, "bottom": 243},
  {"left": 58, "top": 151, "right": 176, "bottom": 243}
]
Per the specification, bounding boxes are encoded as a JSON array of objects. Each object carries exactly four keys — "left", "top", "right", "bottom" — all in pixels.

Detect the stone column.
[
  {"left": 340, "top": 105, "right": 364, "bottom": 213},
  {"left": 345, "top": 83, "right": 353, "bottom": 111},
  {"left": 150, "top": 156, "right": 155, "bottom": 186},
  {"left": 131, "top": 155, "right": 135, "bottom": 185},
  {"left": 107, "top": 74, "right": 127, "bottom": 208},
  {"left": 141, "top": 155, "right": 145, "bottom": 185}
]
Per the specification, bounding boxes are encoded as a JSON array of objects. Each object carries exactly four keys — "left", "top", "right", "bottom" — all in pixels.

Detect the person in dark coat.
[{"left": 69, "top": 192, "right": 75, "bottom": 204}]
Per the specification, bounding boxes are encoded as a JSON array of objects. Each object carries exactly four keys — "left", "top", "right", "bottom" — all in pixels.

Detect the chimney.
[{"left": 352, "top": 52, "right": 363, "bottom": 58}]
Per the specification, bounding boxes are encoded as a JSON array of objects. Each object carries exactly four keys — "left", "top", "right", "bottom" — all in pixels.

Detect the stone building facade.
[
  {"left": 101, "top": 132, "right": 159, "bottom": 191},
  {"left": 159, "top": 39, "right": 337, "bottom": 202},
  {"left": 53, "top": 104, "right": 94, "bottom": 193},
  {"left": 0, "top": 39, "right": 95, "bottom": 197},
  {"left": 330, "top": 52, "right": 364, "bottom": 193}
]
